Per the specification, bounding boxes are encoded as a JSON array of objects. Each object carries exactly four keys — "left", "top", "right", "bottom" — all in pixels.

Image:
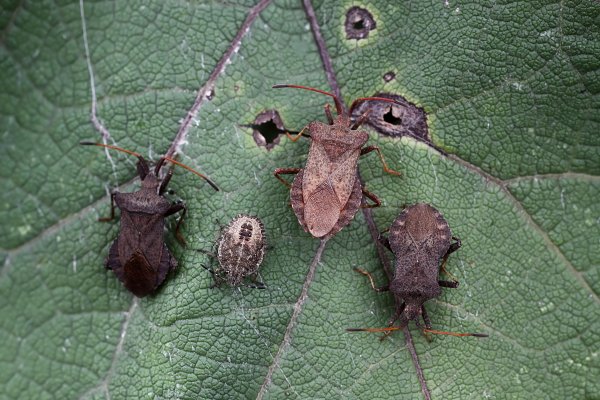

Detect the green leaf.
[{"left": 1, "top": 0, "right": 599, "bottom": 399}]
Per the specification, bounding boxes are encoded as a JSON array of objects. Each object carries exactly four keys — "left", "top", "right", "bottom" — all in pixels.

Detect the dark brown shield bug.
[
  {"left": 348, "top": 203, "right": 488, "bottom": 338},
  {"left": 201, "top": 214, "right": 267, "bottom": 288},
  {"left": 81, "top": 141, "right": 218, "bottom": 297}
]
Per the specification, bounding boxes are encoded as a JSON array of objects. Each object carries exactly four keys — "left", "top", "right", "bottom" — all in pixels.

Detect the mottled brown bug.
[
  {"left": 81, "top": 142, "right": 218, "bottom": 297},
  {"left": 273, "top": 84, "right": 401, "bottom": 239},
  {"left": 202, "top": 214, "right": 267, "bottom": 288},
  {"left": 348, "top": 203, "right": 487, "bottom": 338}
]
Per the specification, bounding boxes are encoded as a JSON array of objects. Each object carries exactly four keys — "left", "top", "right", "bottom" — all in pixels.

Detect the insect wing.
[{"left": 122, "top": 251, "right": 158, "bottom": 297}]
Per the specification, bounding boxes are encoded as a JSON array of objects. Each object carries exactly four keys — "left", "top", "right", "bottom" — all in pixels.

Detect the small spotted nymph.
[{"left": 202, "top": 214, "right": 267, "bottom": 288}]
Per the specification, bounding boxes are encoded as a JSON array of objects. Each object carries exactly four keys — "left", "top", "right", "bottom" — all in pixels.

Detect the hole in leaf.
[
  {"left": 345, "top": 7, "right": 376, "bottom": 40},
  {"left": 353, "top": 20, "right": 364, "bottom": 30},
  {"left": 383, "top": 107, "right": 402, "bottom": 125},
  {"left": 256, "top": 120, "right": 280, "bottom": 143},
  {"left": 249, "top": 110, "right": 287, "bottom": 150},
  {"left": 350, "top": 93, "right": 429, "bottom": 142}
]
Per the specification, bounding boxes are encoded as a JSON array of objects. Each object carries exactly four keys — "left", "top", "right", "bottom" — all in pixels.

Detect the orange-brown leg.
[
  {"left": 361, "top": 145, "right": 401, "bottom": 176},
  {"left": 379, "top": 302, "right": 406, "bottom": 341},
  {"left": 361, "top": 187, "right": 382, "bottom": 209},
  {"left": 351, "top": 109, "right": 372, "bottom": 130},
  {"left": 166, "top": 202, "right": 186, "bottom": 246},
  {"left": 324, "top": 104, "right": 334, "bottom": 124},
  {"left": 354, "top": 268, "right": 389, "bottom": 292},
  {"left": 99, "top": 193, "right": 117, "bottom": 222},
  {"left": 274, "top": 168, "right": 301, "bottom": 188},
  {"left": 286, "top": 126, "right": 309, "bottom": 142},
  {"left": 440, "top": 236, "right": 461, "bottom": 283}
]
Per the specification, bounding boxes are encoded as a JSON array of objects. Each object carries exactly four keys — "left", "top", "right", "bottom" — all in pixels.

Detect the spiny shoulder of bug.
[{"left": 307, "top": 106, "right": 371, "bottom": 148}]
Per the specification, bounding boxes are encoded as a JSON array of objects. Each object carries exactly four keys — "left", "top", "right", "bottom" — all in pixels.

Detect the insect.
[
  {"left": 348, "top": 203, "right": 487, "bottom": 338},
  {"left": 273, "top": 84, "right": 401, "bottom": 239},
  {"left": 201, "top": 214, "right": 267, "bottom": 288},
  {"left": 81, "top": 141, "right": 219, "bottom": 297}
]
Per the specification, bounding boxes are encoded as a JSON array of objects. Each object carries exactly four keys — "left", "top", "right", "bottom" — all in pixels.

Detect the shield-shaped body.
[
  {"left": 106, "top": 189, "right": 178, "bottom": 297},
  {"left": 388, "top": 203, "right": 453, "bottom": 305},
  {"left": 291, "top": 116, "right": 369, "bottom": 238}
]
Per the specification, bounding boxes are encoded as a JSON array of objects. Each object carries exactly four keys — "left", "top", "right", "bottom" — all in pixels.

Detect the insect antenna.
[
  {"left": 423, "top": 329, "right": 489, "bottom": 338},
  {"left": 346, "top": 326, "right": 488, "bottom": 338},
  {"left": 80, "top": 141, "right": 219, "bottom": 191},
  {"left": 80, "top": 141, "right": 141, "bottom": 157},
  {"left": 161, "top": 156, "right": 219, "bottom": 191},
  {"left": 273, "top": 84, "right": 343, "bottom": 116}
]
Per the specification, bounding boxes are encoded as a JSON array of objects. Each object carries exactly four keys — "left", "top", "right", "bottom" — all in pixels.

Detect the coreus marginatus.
[
  {"left": 200, "top": 214, "right": 267, "bottom": 288},
  {"left": 273, "top": 84, "right": 401, "bottom": 239},
  {"left": 81, "top": 141, "right": 219, "bottom": 297},
  {"left": 348, "top": 203, "right": 487, "bottom": 338}
]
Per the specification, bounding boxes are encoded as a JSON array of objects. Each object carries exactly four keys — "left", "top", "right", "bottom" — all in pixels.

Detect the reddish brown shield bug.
[
  {"left": 348, "top": 203, "right": 488, "bottom": 338},
  {"left": 200, "top": 214, "right": 267, "bottom": 288},
  {"left": 81, "top": 141, "right": 219, "bottom": 297},
  {"left": 273, "top": 84, "right": 401, "bottom": 239}
]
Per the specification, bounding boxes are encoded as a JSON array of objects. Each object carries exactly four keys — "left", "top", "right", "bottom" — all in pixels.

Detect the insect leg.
[
  {"left": 447, "top": 236, "right": 462, "bottom": 255},
  {"left": 136, "top": 156, "right": 150, "bottom": 180},
  {"left": 379, "top": 302, "right": 406, "bottom": 341},
  {"left": 353, "top": 268, "right": 389, "bottom": 292},
  {"left": 377, "top": 234, "right": 392, "bottom": 252},
  {"left": 388, "top": 301, "right": 406, "bottom": 326},
  {"left": 166, "top": 202, "right": 187, "bottom": 245},
  {"left": 274, "top": 168, "right": 301, "bottom": 188},
  {"left": 159, "top": 167, "right": 174, "bottom": 195},
  {"left": 196, "top": 248, "right": 217, "bottom": 259},
  {"left": 244, "top": 277, "right": 267, "bottom": 289},
  {"left": 286, "top": 125, "right": 310, "bottom": 142},
  {"left": 438, "top": 280, "right": 459, "bottom": 288},
  {"left": 440, "top": 236, "right": 462, "bottom": 283},
  {"left": 201, "top": 263, "right": 224, "bottom": 288},
  {"left": 360, "top": 145, "right": 402, "bottom": 176},
  {"left": 324, "top": 103, "right": 334, "bottom": 124},
  {"left": 350, "top": 109, "right": 371, "bottom": 130},
  {"left": 99, "top": 192, "right": 117, "bottom": 222},
  {"left": 421, "top": 306, "right": 433, "bottom": 329},
  {"left": 412, "top": 310, "right": 434, "bottom": 341},
  {"left": 361, "top": 187, "right": 382, "bottom": 208}
]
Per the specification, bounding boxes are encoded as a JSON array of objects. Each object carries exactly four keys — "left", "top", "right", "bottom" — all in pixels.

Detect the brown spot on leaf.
[
  {"left": 345, "top": 7, "right": 376, "bottom": 40},
  {"left": 351, "top": 93, "right": 429, "bottom": 142},
  {"left": 250, "top": 110, "right": 286, "bottom": 150},
  {"left": 383, "top": 71, "right": 396, "bottom": 82}
]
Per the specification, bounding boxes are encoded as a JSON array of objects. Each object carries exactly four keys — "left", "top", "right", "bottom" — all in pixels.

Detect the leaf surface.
[{"left": 1, "top": 1, "right": 599, "bottom": 399}]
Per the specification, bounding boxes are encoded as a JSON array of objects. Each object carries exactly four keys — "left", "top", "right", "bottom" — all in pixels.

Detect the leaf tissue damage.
[
  {"left": 351, "top": 93, "right": 429, "bottom": 142},
  {"left": 250, "top": 110, "right": 287, "bottom": 150},
  {"left": 345, "top": 6, "right": 377, "bottom": 39}
]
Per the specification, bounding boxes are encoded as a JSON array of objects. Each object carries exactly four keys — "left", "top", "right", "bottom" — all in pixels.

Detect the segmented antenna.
[{"left": 80, "top": 141, "right": 219, "bottom": 191}]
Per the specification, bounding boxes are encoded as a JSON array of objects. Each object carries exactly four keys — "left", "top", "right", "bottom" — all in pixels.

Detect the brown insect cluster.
[
  {"left": 349, "top": 204, "right": 487, "bottom": 338},
  {"left": 211, "top": 214, "right": 267, "bottom": 287},
  {"left": 81, "top": 80, "right": 486, "bottom": 342}
]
